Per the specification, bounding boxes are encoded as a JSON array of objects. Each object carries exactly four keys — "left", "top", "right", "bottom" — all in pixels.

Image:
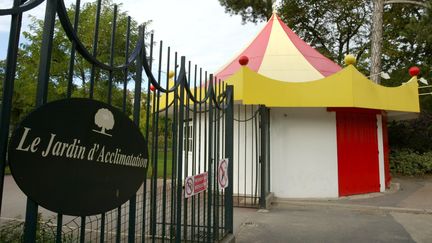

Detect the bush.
[
  {"left": 390, "top": 149, "right": 432, "bottom": 176},
  {"left": 388, "top": 112, "right": 432, "bottom": 153},
  {"left": 0, "top": 214, "right": 72, "bottom": 243}
]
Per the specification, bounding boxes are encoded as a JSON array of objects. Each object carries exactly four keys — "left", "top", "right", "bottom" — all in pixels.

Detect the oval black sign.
[{"left": 8, "top": 98, "right": 148, "bottom": 216}]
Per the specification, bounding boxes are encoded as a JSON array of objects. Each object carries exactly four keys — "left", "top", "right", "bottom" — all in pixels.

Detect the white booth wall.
[{"left": 270, "top": 108, "right": 339, "bottom": 198}]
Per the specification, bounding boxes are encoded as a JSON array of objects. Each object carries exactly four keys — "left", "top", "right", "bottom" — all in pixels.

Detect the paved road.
[
  {"left": 234, "top": 205, "right": 432, "bottom": 243},
  {"left": 2, "top": 175, "right": 432, "bottom": 242},
  {"left": 234, "top": 176, "right": 432, "bottom": 243}
]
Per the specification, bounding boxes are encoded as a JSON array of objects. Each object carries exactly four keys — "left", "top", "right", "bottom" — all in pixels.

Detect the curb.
[{"left": 272, "top": 200, "right": 432, "bottom": 215}]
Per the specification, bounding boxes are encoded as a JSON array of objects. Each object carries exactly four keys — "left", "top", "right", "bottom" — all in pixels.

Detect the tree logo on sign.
[{"left": 93, "top": 108, "right": 115, "bottom": 137}]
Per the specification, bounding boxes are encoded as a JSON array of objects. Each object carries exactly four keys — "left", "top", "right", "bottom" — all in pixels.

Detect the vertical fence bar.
[
  {"left": 267, "top": 108, "right": 271, "bottom": 195},
  {"left": 183, "top": 61, "right": 191, "bottom": 241},
  {"left": 203, "top": 71, "right": 208, "bottom": 237},
  {"left": 214, "top": 78, "right": 220, "bottom": 241},
  {"left": 66, "top": 0, "right": 81, "bottom": 98},
  {"left": 142, "top": 32, "right": 154, "bottom": 243},
  {"left": 259, "top": 105, "right": 267, "bottom": 208},
  {"left": 151, "top": 40, "right": 163, "bottom": 242},
  {"left": 122, "top": 16, "right": 131, "bottom": 112},
  {"left": 224, "top": 86, "right": 234, "bottom": 233},
  {"left": 110, "top": 6, "right": 120, "bottom": 242},
  {"left": 197, "top": 68, "right": 203, "bottom": 238},
  {"left": 206, "top": 76, "right": 214, "bottom": 243},
  {"left": 149, "top": 43, "right": 157, "bottom": 242},
  {"left": 175, "top": 57, "right": 186, "bottom": 243},
  {"left": 236, "top": 104, "right": 240, "bottom": 206},
  {"left": 100, "top": 213, "right": 105, "bottom": 243},
  {"left": 89, "top": 0, "right": 102, "bottom": 98},
  {"left": 129, "top": 26, "right": 144, "bottom": 243},
  {"left": 56, "top": 214, "right": 63, "bottom": 243},
  {"left": 0, "top": 0, "right": 23, "bottom": 215},
  {"left": 191, "top": 64, "right": 197, "bottom": 242},
  {"left": 24, "top": 0, "right": 58, "bottom": 241},
  {"left": 243, "top": 105, "right": 247, "bottom": 207},
  {"left": 170, "top": 52, "right": 179, "bottom": 242},
  {"left": 254, "top": 107, "right": 259, "bottom": 205},
  {"left": 162, "top": 46, "right": 170, "bottom": 241},
  {"left": 107, "top": 5, "right": 117, "bottom": 104},
  {"left": 80, "top": 217, "right": 86, "bottom": 243},
  {"left": 119, "top": 23, "right": 129, "bottom": 240}
]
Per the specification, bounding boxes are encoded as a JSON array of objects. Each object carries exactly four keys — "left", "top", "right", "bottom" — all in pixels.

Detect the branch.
[{"left": 384, "top": 0, "right": 429, "bottom": 8}]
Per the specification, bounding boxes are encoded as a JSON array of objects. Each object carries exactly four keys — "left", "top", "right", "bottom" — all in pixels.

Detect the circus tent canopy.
[
  {"left": 213, "top": 13, "right": 419, "bottom": 118},
  {"left": 215, "top": 13, "right": 341, "bottom": 82}
]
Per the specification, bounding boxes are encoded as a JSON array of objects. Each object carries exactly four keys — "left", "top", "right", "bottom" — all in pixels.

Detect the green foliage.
[
  {"left": 5, "top": 165, "right": 11, "bottom": 175},
  {"left": 279, "top": 0, "right": 372, "bottom": 66},
  {"left": 218, "top": 1, "right": 432, "bottom": 79},
  {"left": 5, "top": 0, "right": 151, "bottom": 129},
  {"left": 0, "top": 215, "right": 73, "bottom": 243},
  {"left": 147, "top": 150, "right": 173, "bottom": 178},
  {"left": 390, "top": 149, "right": 432, "bottom": 176},
  {"left": 388, "top": 112, "right": 432, "bottom": 153},
  {"left": 0, "top": 220, "right": 23, "bottom": 242},
  {"left": 218, "top": 0, "right": 274, "bottom": 24},
  {"left": 381, "top": 2, "right": 432, "bottom": 88}
]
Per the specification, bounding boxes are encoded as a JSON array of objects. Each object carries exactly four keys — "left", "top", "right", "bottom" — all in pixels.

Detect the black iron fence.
[
  {"left": 0, "top": 0, "right": 234, "bottom": 242},
  {"left": 232, "top": 105, "right": 270, "bottom": 208}
]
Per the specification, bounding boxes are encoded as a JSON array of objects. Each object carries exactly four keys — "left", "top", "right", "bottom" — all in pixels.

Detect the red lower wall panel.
[{"left": 336, "top": 111, "right": 380, "bottom": 196}]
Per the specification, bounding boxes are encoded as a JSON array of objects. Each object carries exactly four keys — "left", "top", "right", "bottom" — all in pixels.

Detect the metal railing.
[{"left": 0, "top": 0, "right": 234, "bottom": 242}]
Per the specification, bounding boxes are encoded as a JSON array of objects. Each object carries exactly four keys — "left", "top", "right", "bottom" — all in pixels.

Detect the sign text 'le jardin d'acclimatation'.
[{"left": 8, "top": 98, "right": 149, "bottom": 216}]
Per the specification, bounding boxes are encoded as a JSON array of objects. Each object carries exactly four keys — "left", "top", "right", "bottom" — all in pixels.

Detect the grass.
[
  {"left": 147, "top": 150, "right": 173, "bottom": 178},
  {"left": 5, "top": 166, "right": 11, "bottom": 175}
]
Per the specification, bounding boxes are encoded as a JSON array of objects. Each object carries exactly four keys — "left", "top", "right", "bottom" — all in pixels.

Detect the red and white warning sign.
[
  {"left": 218, "top": 158, "right": 229, "bottom": 189},
  {"left": 184, "top": 172, "right": 208, "bottom": 198}
]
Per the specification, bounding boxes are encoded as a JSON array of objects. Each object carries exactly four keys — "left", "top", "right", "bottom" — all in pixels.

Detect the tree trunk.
[{"left": 370, "top": 0, "right": 384, "bottom": 84}]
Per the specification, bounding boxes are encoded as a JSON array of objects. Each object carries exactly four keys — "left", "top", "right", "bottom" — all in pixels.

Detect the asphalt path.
[{"left": 2, "top": 175, "right": 432, "bottom": 242}]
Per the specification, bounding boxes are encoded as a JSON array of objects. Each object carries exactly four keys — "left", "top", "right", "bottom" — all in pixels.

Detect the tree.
[
  {"left": 380, "top": 2, "right": 432, "bottom": 88},
  {"left": 370, "top": 0, "right": 429, "bottom": 83},
  {"left": 218, "top": 0, "right": 432, "bottom": 74},
  {"left": 278, "top": 0, "right": 372, "bottom": 66},
  {"left": 6, "top": 0, "right": 150, "bottom": 128},
  {"left": 219, "top": 0, "right": 373, "bottom": 67},
  {"left": 218, "top": 0, "right": 274, "bottom": 24}
]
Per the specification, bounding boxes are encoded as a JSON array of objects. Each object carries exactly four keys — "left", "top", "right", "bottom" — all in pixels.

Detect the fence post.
[
  {"left": 24, "top": 0, "right": 58, "bottom": 241},
  {"left": 175, "top": 57, "right": 187, "bottom": 243},
  {"left": 259, "top": 105, "right": 268, "bottom": 209},
  {"left": 0, "top": 0, "right": 23, "bottom": 215},
  {"left": 224, "top": 85, "right": 234, "bottom": 233}
]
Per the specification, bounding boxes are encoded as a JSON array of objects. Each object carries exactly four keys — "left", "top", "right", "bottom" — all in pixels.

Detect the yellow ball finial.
[
  {"left": 168, "top": 70, "right": 175, "bottom": 79},
  {"left": 344, "top": 54, "right": 356, "bottom": 66}
]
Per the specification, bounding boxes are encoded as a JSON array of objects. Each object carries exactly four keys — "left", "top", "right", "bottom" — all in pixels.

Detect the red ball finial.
[
  {"left": 409, "top": 66, "right": 420, "bottom": 77},
  {"left": 239, "top": 55, "right": 249, "bottom": 66},
  {"left": 150, "top": 85, "right": 155, "bottom": 92}
]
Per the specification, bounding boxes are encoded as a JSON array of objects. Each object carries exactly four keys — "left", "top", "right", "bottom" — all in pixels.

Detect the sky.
[{"left": 0, "top": 0, "right": 267, "bottom": 74}]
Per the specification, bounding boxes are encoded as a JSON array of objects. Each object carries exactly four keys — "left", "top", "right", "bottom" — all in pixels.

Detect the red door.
[{"left": 336, "top": 110, "right": 380, "bottom": 196}]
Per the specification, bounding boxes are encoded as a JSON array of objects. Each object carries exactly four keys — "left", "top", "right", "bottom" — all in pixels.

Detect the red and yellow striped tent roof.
[
  {"left": 216, "top": 13, "right": 342, "bottom": 82},
  {"left": 159, "top": 13, "right": 419, "bottom": 117}
]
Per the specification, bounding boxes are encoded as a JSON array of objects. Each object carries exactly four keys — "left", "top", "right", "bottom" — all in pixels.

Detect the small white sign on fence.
[
  {"left": 218, "top": 158, "right": 229, "bottom": 189},
  {"left": 184, "top": 172, "right": 208, "bottom": 198}
]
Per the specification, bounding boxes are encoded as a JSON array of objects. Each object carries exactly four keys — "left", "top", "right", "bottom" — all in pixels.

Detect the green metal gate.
[{"left": 0, "top": 0, "right": 234, "bottom": 242}]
